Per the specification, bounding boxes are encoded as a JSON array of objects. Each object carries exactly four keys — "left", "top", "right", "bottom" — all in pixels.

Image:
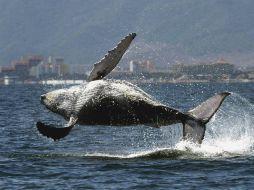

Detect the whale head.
[{"left": 40, "top": 88, "right": 76, "bottom": 118}]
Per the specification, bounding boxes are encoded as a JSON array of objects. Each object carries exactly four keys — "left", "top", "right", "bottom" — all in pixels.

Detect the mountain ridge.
[{"left": 0, "top": 0, "right": 253, "bottom": 66}]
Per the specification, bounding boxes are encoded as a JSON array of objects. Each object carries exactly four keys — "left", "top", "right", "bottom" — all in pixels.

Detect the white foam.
[
  {"left": 82, "top": 150, "right": 158, "bottom": 159},
  {"left": 76, "top": 147, "right": 181, "bottom": 159},
  {"left": 175, "top": 93, "right": 254, "bottom": 157}
]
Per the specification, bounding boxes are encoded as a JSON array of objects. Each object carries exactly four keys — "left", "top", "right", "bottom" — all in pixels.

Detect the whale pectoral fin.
[
  {"left": 66, "top": 116, "right": 78, "bottom": 127},
  {"left": 87, "top": 33, "right": 136, "bottom": 81},
  {"left": 36, "top": 116, "right": 78, "bottom": 141}
]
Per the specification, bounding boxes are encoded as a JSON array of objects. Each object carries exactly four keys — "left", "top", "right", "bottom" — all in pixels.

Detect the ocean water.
[{"left": 0, "top": 82, "right": 253, "bottom": 189}]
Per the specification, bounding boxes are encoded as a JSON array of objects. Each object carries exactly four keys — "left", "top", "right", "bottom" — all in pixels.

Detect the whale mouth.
[
  {"left": 40, "top": 93, "right": 54, "bottom": 112},
  {"left": 40, "top": 94, "right": 50, "bottom": 108},
  {"left": 40, "top": 94, "right": 46, "bottom": 104}
]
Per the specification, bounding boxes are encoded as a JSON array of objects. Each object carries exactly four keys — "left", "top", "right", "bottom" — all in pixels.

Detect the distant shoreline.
[{"left": 0, "top": 79, "right": 253, "bottom": 85}]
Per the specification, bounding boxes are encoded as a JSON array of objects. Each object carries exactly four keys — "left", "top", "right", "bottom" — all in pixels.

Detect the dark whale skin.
[
  {"left": 41, "top": 79, "right": 187, "bottom": 127},
  {"left": 77, "top": 94, "right": 185, "bottom": 126},
  {"left": 74, "top": 80, "right": 186, "bottom": 126}
]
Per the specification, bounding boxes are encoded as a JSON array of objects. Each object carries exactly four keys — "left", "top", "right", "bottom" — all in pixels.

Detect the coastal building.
[
  {"left": 129, "top": 60, "right": 155, "bottom": 73},
  {"left": 13, "top": 60, "right": 30, "bottom": 80},
  {"left": 69, "top": 64, "right": 90, "bottom": 75},
  {"left": 0, "top": 65, "right": 16, "bottom": 77},
  {"left": 53, "top": 57, "right": 68, "bottom": 77},
  {"left": 11, "top": 55, "right": 43, "bottom": 80},
  {"left": 171, "top": 58, "right": 235, "bottom": 80},
  {"left": 30, "top": 56, "right": 70, "bottom": 79}
]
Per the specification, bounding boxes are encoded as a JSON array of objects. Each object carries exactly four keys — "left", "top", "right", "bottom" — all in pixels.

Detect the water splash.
[{"left": 176, "top": 93, "right": 254, "bottom": 157}]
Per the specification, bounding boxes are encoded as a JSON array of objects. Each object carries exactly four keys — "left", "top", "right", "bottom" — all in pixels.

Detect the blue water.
[{"left": 0, "top": 82, "right": 254, "bottom": 189}]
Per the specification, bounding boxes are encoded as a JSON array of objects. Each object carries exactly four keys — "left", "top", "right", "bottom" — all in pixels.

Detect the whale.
[{"left": 37, "top": 33, "right": 230, "bottom": 144}]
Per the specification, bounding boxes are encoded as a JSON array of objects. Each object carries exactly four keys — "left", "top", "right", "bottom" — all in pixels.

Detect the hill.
[{"left": 0, "top": 0, "right": 253, "bottom": 66}]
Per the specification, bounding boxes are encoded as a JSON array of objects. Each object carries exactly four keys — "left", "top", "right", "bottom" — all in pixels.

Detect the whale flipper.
[
  {"left": 87, "top": 33, "right": 136, "bottom": 81},
  {"left": 183, "top": 92, "right": 230, "bottom": 144},
  {"left": 36, "top": 116, "right": 77, "bottom": 141}
]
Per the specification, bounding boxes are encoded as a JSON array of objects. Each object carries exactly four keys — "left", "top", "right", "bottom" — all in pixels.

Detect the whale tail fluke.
[{"left": 183, "top": 92, "right": 230, "bottom": 144}]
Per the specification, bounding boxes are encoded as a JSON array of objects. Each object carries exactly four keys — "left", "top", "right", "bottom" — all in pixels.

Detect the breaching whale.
[{"left": 37, "top": 33, "right": 230, "bottom": 144}]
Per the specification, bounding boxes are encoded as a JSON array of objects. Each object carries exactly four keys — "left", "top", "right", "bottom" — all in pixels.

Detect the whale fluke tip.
[{"left": 130, "top": 33, "right": 136, "bottom": 39}]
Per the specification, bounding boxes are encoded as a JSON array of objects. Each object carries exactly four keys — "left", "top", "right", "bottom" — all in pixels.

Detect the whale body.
[
  {"left": 37, "top": 33, "right": 230, "bottom": 143},
  {"left": 38, "top": 79, "right": 230, "bottom": 143},
  {"left": 41, "top": 80, "right": 187, "bottom": 126}
]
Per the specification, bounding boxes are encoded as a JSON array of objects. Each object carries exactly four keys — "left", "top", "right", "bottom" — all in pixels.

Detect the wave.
[
  {"left": 6, "top": 148, "right": 191, "bottom": 160},
  {"left": 175, "top": 92, "right": 254, "bottom": 157},
  {"left": 81, "top": 148, "right": 188, "bottom": 159},
  {"left": 7, "top": 147, "right": 246, "bottom": 160}
]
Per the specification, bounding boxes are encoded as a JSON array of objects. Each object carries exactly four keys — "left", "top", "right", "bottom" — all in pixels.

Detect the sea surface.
[{"left": 0, "top": 82, "right": 254, "bottom": 189}]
